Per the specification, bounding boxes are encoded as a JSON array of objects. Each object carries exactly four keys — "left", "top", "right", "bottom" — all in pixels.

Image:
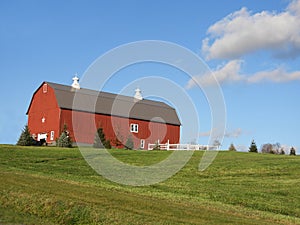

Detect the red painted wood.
[
  {"left": 27, "top": 82, "right": 180, "bottom": 148},
  {"left": 61, "top": 109, "right": 180, "bottom": 148},
  {"left": 27, "top": 83, "right": 61, "bottom": 142}
]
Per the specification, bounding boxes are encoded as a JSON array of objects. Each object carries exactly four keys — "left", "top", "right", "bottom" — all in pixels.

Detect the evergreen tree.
[
  {"left": 93, "top": 127, "right": 111, "bottom": 149},
  {"left": 228, "top": 143, "right": 237, "bottom": 151},
  {"left": 57, "top": 124, "right": 72, "bottom": 148},
  {"left": 112, "top": 126, "right": 123, "bottom": 148},
  {"left": 290, "top": 147, "right": 296, "bottom": 156},
  {"left": 125, "top": 135, "right": 134, "bottom": 150},
  {"left": 93, "top": 128, "right": 104, "bottom": 148},
  {"left": 17, "top": 125, "right": 33, "bottom": 146},
  {"left": 249, "top": 140, "right": 258, "bottom": 153}
]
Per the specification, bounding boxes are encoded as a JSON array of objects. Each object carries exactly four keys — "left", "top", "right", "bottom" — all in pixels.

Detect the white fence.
[{"left": 148, "top": 141, "right": 219, "bottom": 151}]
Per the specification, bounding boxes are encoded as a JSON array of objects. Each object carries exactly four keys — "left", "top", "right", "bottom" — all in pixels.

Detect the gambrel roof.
[{"left": 27, "top": 82, "right": 181, "bottom": 126}]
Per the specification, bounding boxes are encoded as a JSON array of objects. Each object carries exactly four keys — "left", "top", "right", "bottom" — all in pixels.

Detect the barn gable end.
[{"left": 27, "top": 82, "right": 61, "bottom": 142}]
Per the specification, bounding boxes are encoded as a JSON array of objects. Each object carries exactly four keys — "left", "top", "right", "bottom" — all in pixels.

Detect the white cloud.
[
  {"left": 203, "top": 0, "right": 300, "bottom": 60},
  {"left": 224, "top": 128, "right": 243, "bottom": 138},
  {"left": 186, "top": 60, "right": 300, "bottom": 88},
  {"left": 248, "top": 67, "right": 300, "bottom": 83},
  {"left": 236, "top": 145, "right": 248, "bottom": 152},
  {"left": 199, "top": 128, "right": 243, "bottom": 138},
  {"left": 198, "top": 131, "right": 211, "bottom": 137},
  {"left": 186, "top": 60, "right": 244, "bottom": 88}
]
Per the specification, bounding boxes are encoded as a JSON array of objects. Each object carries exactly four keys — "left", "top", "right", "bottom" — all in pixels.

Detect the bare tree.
[
  {"left": 213, "top": 139, "right": 221, "bottom": 149},
  {"left": 261, "top": 143, "right": 283, "bottom": 154},
  {"left": 261, "top": 143, "right": 273, "bottom": 154}
]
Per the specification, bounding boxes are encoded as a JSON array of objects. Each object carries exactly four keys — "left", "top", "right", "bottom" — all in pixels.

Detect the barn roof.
[{"left": 29, "top": 82, "right": 181, "bottom": 126}]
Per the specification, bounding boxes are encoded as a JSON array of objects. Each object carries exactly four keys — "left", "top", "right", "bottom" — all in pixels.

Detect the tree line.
[{"left": 229, "top": 140, "right": 296, "bottom": 155}]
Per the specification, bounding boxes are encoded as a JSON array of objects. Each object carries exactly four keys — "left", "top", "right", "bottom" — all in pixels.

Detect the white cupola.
[
  {"left": 71, "top": 75, "right": 80, "bottom": 89},
  {"left": 134, "top": 88, "right": 143, "bottom": 100}
]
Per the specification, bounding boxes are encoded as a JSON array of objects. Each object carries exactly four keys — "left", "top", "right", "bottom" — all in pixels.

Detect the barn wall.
[
  {"left": 60, "top": 109, "right": 180, "bottom": 148},
  {"left": 27, "top": 83, "right": 60, "bottom": 142}
]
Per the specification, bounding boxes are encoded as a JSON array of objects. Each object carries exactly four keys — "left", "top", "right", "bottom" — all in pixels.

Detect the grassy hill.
[{"left": 0, "top": 145, "right": 299, "bottom": 224}]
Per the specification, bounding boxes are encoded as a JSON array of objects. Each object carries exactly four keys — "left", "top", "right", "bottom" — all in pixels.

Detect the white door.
[{"left": 37, "top": 133, "right": 47, "bottom": 141}]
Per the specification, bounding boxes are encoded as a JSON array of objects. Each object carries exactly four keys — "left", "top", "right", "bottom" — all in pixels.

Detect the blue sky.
[{"left": 1, "top": 0, "right": 299, "bottom": 153}]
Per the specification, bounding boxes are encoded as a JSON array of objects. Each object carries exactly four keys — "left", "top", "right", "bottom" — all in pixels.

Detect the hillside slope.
[{"left": 0, "top": 145, "right": 299, "bottom": 224}]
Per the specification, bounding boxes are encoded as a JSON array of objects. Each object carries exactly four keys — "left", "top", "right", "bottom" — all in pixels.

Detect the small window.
[
  {"left": 43, "top": 83, "right": 48, "bottom": 93},
  {"left": 50, "top": 131, "right": 54, "bottom": 141},
  {"left": 130, "top": 123, "right": 138, "bottom": 133},
  {"left": 140, "top": 139, "right": 145, "bottom": 149}
]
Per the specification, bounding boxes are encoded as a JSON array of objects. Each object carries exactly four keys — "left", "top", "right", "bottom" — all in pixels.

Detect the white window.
[
  {"left": 140, "top": 139, "right": 145, "bottom": 149},
  {"left": 43, "top": 83, "right": 48, "bottom": 93},
  {"left": 50, "top": 131, "right": 54, "bottom": 141},
  {"left": 130, "top": 123, "right": 138, "bottom": 133}
]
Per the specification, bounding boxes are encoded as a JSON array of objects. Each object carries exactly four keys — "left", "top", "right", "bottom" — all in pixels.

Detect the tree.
[
  {"left": 57, "top": 124, "right": 72, "bottom": 148},
  {"left": 280, "top": 148, "right": 285, "bottom": 155},
  {"left": 112, "top": 126, "right": 123, "bottom": 148},
  {"left": 213, "top": 139, "right": 221, "bottom": 149},
  {"left": 290, "top": 147, "right": 296, "bottom": 156},
  {"left": 261, "top": 143, "right": 282, "bottom": 154},
  {"left": 228, "top": 143, "right": 237, "bottom": 151},
  {"left": 249, "top": 140, "right": 258, "bottom": 153},
  {"left": 261, "top": 143, "right": 273, "bottom": 154},
  {"left": 125, "top": 135, "right": 134, "bottom": 150},
  {"left": 93, "top": 127, "right": 111, "bottom": 149},
  {"left": 17, "top": 125, "right": 33, "bottom": 146}
]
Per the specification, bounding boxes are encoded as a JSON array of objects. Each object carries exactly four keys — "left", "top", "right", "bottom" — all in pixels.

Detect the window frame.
[
  {"left": 140, "top": 139, "right": 145, "bottom": 149},
  {"left": 130, "top": 123, "right": 138, "bottom": 133},
  {"left": 50, "top": 131, "right": 54, "bottom": 141},
  {"left": 43, "top": 83, "right": 48, "bottom": 93}
]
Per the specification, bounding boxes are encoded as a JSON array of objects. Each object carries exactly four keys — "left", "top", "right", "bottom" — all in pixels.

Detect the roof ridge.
[
  {"left": 44, "top": 81, "right": 180, "bottom": 125},
  {"left": 46, "top": 82, "right": 174, "bottom": 109}
]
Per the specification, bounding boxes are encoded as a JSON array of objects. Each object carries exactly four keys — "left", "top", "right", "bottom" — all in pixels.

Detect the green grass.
[{"left": 0, "top": 144, "right": 299, "bottom": 224}]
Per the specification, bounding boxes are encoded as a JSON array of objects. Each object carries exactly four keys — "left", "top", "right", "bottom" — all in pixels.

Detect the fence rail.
[{"left": 148, "top": 141, "right": 219, "bottom": 151}]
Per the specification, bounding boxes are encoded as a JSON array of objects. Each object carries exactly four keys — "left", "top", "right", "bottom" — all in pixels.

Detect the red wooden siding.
[
  {"left": 27, "top": 83, "right": 61, "bottom": 142},
  {"left": 60, "top": 109, "right": 180, "bottom": 148},
  {"left": 27, "top": 82, "right": 180, "bottom": 148}
]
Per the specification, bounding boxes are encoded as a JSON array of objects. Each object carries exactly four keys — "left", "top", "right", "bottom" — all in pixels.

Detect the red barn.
[{"left": 26, "top": 78, "right": 181, "bottom": 149}]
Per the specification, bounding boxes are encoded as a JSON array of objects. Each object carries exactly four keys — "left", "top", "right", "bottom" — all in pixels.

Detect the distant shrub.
[
  {"left": 228, "top": 143, "right": 237, "bottom": 151},
  {"left": 57, "top": 124, "right": 72, "bottom": 148},
  {"left": 280, "top": 148, "right": 285, "bottom": 155},
  {"left": 152, "top": 142, "right": 160, "bottom": 150},
  {"left": 17, "top": 125, "right": 33, "bottom": 146},
  {"left": 290, "top": 147, "right": 296, "bottom": 156}
]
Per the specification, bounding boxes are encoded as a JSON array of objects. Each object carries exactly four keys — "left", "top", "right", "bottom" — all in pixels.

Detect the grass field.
[{"left": 0, "top": 145, "right": 299, "bottom": 224}]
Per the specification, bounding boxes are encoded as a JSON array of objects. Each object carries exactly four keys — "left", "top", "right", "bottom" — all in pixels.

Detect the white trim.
[
  {"left": 130, "top": 123, "right": 138, "bottom": 133},
  {"left": 140, "top": 139, "right": 145, "bottom": 149},
  {"left": 43, "top": 83, "right": 48, "bottom": 93},
  {"left": 50, "top": 131, "right": 54, "bottom": 141},
  {"left": 37, "top": 133, "right": 47, "bottom": 141}
]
